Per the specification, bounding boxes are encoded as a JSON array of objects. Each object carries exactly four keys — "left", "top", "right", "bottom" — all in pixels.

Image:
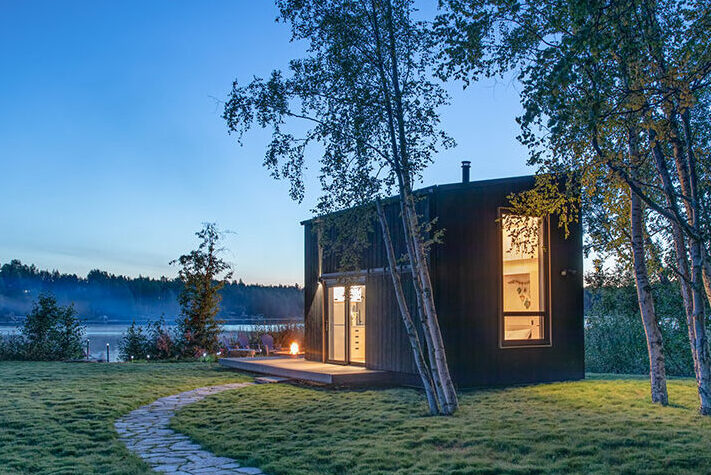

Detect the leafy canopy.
[{"left": 223, "top": 0, "right": 454, "bottom": 216}]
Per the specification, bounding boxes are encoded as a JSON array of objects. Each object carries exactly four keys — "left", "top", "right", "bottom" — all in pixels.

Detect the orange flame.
[{"left": 290, "top": 342, "right": 299, "bottom": 355}]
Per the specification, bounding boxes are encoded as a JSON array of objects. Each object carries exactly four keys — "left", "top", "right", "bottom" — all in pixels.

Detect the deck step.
[{"left": 254, "top": 376, "right": 292, "bottom": 384}]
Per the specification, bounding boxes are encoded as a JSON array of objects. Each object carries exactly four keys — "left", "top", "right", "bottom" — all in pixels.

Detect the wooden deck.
[{"left": 218, "top": 356, "right": 390, "bottom": 384}]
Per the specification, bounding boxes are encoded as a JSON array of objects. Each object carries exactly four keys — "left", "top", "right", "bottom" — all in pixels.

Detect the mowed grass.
[
  {"left": 0, "top": 361, "right": 250, "bottom": 474},
  {"left": 172, "top": 375, "right": 711, "bottom": 474}
]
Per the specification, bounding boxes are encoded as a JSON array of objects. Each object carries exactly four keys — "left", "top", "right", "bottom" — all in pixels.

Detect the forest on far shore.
[{"left": 0, "top": 260, "right": 303, "bottom": 324}]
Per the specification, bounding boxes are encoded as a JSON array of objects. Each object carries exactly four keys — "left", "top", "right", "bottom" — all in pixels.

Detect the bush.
[
  {"left": 19, "top": 294, "right": 85, "bottom": 361},
  {"left": 147, "top": 317, "right": 176, "bottom": 359},
  {"left": 119, "top": 319, "right": 304, "bottom": 361},
  {"left": 585, "top": 274, "right": 695, "bottom": 376},
  {"left": 119, "top": 317, "right": 178, "bottom": 361},
  {"left": 0, "top": 333, "right": 25, "bottom": 360},
  {"left": 118, "top": 322, "right": 149, "bottom": 361}
]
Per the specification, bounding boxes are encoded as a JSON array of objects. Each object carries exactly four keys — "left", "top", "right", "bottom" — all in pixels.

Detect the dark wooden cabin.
[{"left": 302, "top": 166, "right": 584, "bottom": 387}]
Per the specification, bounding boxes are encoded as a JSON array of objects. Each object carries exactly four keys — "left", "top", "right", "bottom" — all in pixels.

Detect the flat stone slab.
[{"left": 115, "top": 382, "right": 264, "bottom": 474}]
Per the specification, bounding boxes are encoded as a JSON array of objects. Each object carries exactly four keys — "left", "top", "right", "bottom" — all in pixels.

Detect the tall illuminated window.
[{"left": 500, "top": 212, "right": 549, "bottom": 346}]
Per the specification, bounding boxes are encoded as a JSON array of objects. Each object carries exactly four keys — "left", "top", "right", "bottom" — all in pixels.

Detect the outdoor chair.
[
  {"left": 260, "top": 334, "right": 276, "bottom": 356},
  {"left": 224, "top": 332, "right": 256, "bottom": 357}
]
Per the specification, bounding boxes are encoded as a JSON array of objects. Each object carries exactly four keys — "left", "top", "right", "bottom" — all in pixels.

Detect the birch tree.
[
  {"left": 224, "top": 0, "right": 458, "bottom": 414},
  {"left": 437, "top": 0, "right": 711, "bottom": 410}
]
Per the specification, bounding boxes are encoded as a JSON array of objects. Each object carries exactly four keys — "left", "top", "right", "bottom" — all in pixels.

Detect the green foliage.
[
  {"left": 0, "top": 361, "right": 250, "bottom": 473},
  {"left": 223, "top": 0, "right": 453, "bottom": 215},
  {"left": 53, "top": 300, "right": 85, "bottom": 360},
  {"left": 118, "top": 318, "right": 182, "bottom": 361},
  {"left": 118, "top": 322, "right": 149, "bottom": 361},
  {"left": 0, "top": 333, "right": 25, "bottom": 360},
  {"left": 147, "top": 317, "right": 176, "bottom": 359},
  {"left": 172, "top": 223, "right": 233, "bottom": 357},
  {"left": 436, "top": 0, "right": 711, "bottom": 264},
  {"left": 585, "top": 270, "right": 695, "bottom": 376},
  {"left": 12, "top": 294, "right": 86, "bottom": 361},
  {"left": 315, "top": 207, "right": 376, "bottom": 272},
  {"left": 174, "top": 376, "right": 711, "bottom": 474}
]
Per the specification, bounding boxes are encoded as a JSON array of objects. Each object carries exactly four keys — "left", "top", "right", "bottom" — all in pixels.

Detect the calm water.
[{"left": 0, "top": 323, "right": 273, "bottom": 362}]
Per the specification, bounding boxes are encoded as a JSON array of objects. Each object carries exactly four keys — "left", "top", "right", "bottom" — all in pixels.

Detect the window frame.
[
  {"left": 322, "top": 276, "right": 367, "bottom": 366},
  {"left": 498, "top": 208, "right": 552, "bottom": 349}
]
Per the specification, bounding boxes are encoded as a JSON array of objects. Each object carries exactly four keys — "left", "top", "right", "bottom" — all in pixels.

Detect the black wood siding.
[
  {"left": 317, "top": 193, "right": 431, "bottom": 276},
  {"left": 303, "top": 198, "right": 421, "bottom": 374},
  {"left": 365, "top": 273, "right": 417, "bottom": 375},
  {"left": 303, "top": 222, "right": 324, "bottom": 362},
  {"left": 430, "top": 176, "right": 584, "bottom": 386},
  {"left": 303, "top": 175, "right": 584, "bottom": 387}
]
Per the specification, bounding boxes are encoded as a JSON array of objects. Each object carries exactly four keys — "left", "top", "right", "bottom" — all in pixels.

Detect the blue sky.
[{"left": 0, "top": 1, "right": 532, "bottom": 285}]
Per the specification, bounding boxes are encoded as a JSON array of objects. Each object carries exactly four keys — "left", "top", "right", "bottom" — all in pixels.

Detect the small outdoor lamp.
[{"left": 106, "top": 343, "right": 110, "bottom": 362}]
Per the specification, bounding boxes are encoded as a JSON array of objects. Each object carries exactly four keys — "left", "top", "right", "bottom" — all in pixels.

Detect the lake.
[{"left": 0, "top": 323, "right": 296, "bottom": 362}]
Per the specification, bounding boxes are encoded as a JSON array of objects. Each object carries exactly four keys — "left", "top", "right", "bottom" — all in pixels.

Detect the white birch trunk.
[
  {"left": 400, "top": 190, "right": 459, "bottom": 414},
  {"left": 380, "top": 0, "right": 458, "bottom": 414},
  {"left": 367, "top": 0, "right": 458, "bottom": 414},
  {"left": 689, "top": 240, "right": 711, "bottom": 415},
  {"left": 376, "top": 199, "right": 440, "bottom": 414},
  {"left": 649, "top": 132, "right": 699, "bottom": 373},
  {"left": 681, "top": 111, "right": 711, "bottom": 313},
  {"left": 630, "top": 188, "right": 669, "bottom": 405},
  {"left": 396, "top": 195, "right": 449, "bottom": 411},
  {"left": 651, "top": 126, "right": 711, "bottom": 414}
]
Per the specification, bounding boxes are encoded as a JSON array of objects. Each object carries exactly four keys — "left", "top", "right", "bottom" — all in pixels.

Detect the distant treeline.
[{"left": 0, "top": 260, "right": 303, "bottom": 323}]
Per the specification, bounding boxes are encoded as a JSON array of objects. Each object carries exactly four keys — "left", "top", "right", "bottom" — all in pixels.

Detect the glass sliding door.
[
  {"left": 326, "top": 283, "right": 366, "bottom": 364},
  {"left": 328, "top": 286, "right": 346, "bottom": 362},
  {"left": 349, "top": 285, "right": 366, "bottom": 364}
]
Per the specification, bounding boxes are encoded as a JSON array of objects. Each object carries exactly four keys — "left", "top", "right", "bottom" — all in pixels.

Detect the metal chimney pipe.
[{"left": 461, "top": 161, "right": 471, "bottom": 183}]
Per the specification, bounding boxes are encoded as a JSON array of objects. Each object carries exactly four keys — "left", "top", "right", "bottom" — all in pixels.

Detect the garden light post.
[
  {"left": 106, "top": 343, "right": 110, "bottom": 363},
  {"left": 86, "top": 339, "right": 90, "bottom": 360}
]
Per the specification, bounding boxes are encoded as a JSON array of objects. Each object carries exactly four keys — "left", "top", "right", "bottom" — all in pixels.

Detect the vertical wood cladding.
[
  {"left": 430, "top": 177, "right": 584, "bottom": 386},
  {"left": 303, "top": 222, "right": 324, "bottom": 362},
  {"left": 303, "top": 176, "right": 584, "bottom": 387}
]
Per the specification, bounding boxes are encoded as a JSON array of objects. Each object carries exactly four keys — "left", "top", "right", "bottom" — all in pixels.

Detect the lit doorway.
[{"left": 327, "top": 284, "right": 366, "bottom": 365}]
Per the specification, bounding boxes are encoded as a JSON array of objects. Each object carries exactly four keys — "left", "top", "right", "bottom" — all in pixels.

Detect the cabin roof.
[{"left": 299, "top": 174, "right": 535, "bottom": 225}]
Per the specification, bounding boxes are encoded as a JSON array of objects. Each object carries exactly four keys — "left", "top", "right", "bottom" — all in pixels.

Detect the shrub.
[
  {"left": 118, "top": 322, "right": 150, "bottom": 361},
  {"left": 119, "top": 317, "right": 178, "bottom": 361},
  {"left": 147, "top": 317, "right": 176, "bottom": 360},
  {"left": 54, "top": 304, "right": 86, "bottom": 360},
  {"left": 585, "top": 276, "right": 695, "bottom": 376},
  {"left": 172, "top": 223, "right": 232, "bottom": 357},
  {"left": 21, "top": 294, "right": 85, "bottom": 361},
  {"left": 0, "top": 333, "right": 25, "bottom": 360}
]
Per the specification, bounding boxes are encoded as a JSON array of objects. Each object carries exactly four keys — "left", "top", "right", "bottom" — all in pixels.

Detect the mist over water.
[{"left": 0, "top": 260, "right": 304, "bottom": 326}]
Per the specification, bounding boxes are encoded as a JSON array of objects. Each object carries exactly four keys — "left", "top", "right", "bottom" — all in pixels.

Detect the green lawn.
[
  {"left": 4, "top": 363, "right": 711, "bottom": 475},
  {"left": 172, "top": 376, "right": 711, "bottom": 475},
  {"left": 0, "top": 361, "right": 251, "bottom": 474}
]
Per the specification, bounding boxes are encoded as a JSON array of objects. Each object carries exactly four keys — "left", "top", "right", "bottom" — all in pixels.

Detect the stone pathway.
[{"left": 115, "top": 382, "right": 263, "bottom": 474}]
